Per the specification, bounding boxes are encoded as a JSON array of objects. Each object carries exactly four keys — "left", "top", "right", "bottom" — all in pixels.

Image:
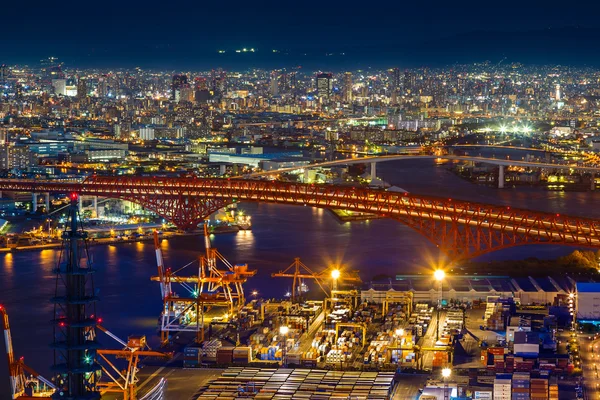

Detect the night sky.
[{"left": 4, "top": 0, "right": 600, "bottom": 69}]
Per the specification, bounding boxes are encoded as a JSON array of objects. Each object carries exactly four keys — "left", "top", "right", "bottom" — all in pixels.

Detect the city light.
[
  {"left": 2, "top": 42, "right": 600, "bottom": 400},
  {"left": 434, "top": 269, "right": 445, "bottom": 281}
]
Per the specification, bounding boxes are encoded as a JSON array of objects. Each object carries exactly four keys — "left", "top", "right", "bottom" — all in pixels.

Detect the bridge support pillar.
[
  {"left": 592, "top": 174, "right": 596, "bottom": 191},
  {"left": 371, "top": 162, "right": 377, "bottom": 181},
  {"left": 44, "top": 193, "right": 50, "bottom": 212},
  {"left": 498, "top": 165, "right": 505, "bottom": 189},
  {"left": 32, "top": 193, "right": 38, "bottom": 212}
]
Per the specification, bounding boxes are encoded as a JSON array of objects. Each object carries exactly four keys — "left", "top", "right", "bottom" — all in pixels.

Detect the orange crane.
[
  {"left": 272, "top": 258, "right": 361, "bottom": 302},
  {"left": 94, "top": 325, "right": 171, "bottom": 400},
  {"left": 151, "top": 224, "right": 256, "bottom": 344},
  {"left": 1, "top": 305, "right": 55, "bottom": 399}
]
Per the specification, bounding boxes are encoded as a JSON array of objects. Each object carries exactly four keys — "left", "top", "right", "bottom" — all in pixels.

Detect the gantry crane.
[
  {"left": 0, "top": 305, "right": 56, "bottom": 399},
  {"left": 94, "top": 325, "right": 171, "bottom": 400},
  {"left": 272, "top": 258, "right": 361, "bottom": 302},
  {"left": 151, "top": 223, "right": 256, "bottom": 344}
]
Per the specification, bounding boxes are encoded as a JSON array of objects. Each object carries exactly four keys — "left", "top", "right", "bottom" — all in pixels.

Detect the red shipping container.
[{"left": 489, "top": 347, "right": 505, "bottom": 356}]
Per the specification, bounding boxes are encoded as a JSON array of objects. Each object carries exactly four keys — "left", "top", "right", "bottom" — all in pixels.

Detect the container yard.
[
  {"left": 145, "top": 232, "right": 594, "bottom": 399},
  {"left": 194, "top": 367, "right": 397, "bottom": 400}
]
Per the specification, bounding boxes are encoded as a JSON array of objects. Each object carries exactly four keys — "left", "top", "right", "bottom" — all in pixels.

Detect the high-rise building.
[
  {"left": 270, "top": 71, "right": 279, "bottom": 96},
  {"left": 555, "top": 84, "right": 561, "bottom": 101},
  {"left": 195, "top": 77, "right": 208, "bottom": 91},
  {"left": 403, "top": 71, "right": 415, "bottom": 93},
  {"left": 139, "top": 127, "right": 155, "bottom": 141},
  {"left": 77, "top": 78, "right": 87, "bottom": 99},
  {"left": 343, "top": 72, "right": 353, "bottom": 103},
  {"left": 52, "top": 79, "right": 67, "bottom": 96},
  {"left": 316, "top": 73, "right": 333, "bottom": 101},
  {"left": 390, "top": 68, "right": 400, "bottom": 91},
  {"left": 0, "top": 64, "right": 7, "bottom": 84},
  {"left": 98, "top": 75, "right": 108, "bottom": 97},
  {"left": 172, "top": 74, "right": 189, "bottom": 101}
]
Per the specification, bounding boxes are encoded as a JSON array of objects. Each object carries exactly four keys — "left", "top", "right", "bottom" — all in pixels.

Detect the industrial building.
[
  {"left": 362, "top": 275, "right": 577, "bottom": 306},
  {"left": 576, "top": 282, "right": 600, "bottom": 321}
]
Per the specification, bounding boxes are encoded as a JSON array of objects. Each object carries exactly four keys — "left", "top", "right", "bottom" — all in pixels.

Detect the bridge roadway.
[
  {"left": 243, "top": 154, "right": 600, "bottom": 179},
  {"left": 0, "top": 176, "right": 599, "bottom": 259}
]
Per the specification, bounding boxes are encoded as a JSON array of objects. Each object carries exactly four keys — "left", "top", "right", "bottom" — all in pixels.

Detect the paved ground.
[
  {"left": 393, "top": 374, "right": 429, "bottom": 399},
  {"left": 580, "top": 333, "right": 599, "bottom": 400},
  {"left": 136, "top": 366, "right": 223, "bottom": 400},
  {"left": 453, "top": 308, "right": 505, "bottom": 368}
]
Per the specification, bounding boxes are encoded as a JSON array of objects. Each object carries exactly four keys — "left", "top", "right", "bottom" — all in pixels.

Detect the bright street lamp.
[
  {"left": 434, "top": 269, "right": 445, "bottom": 281},
  {"left": 331, "top": 269, "right": 340, "bottom": 292},
  {"left": 434, "top": 269, "right": 446, "bottom": 341},
  {"left": 442, "top": 367, "right": 452, "bottom": 399},
  {"left": 279, "top": 326, "right": 289, "bottom": 366},
  {"left": 395, "top": 328, "right": 405, "bottom": 337}
]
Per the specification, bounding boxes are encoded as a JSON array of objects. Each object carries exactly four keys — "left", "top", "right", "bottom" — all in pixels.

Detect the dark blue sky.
[{"left": 4, "top": 0, "right": 600, "bottom": 69}]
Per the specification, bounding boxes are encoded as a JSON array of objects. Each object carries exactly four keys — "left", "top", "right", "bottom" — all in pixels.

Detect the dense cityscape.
[{"left": 3, "top": 50, "right": 600, "bottom": 400}]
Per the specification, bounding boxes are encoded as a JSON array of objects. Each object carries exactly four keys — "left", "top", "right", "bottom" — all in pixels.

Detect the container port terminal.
[{"left": 1, "top": 193, "right": 597, "bottom": 400}]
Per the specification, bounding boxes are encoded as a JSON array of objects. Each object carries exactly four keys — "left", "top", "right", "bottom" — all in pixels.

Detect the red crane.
[{"left": 1, "top": 305, "right": 55, "bottom": 399}]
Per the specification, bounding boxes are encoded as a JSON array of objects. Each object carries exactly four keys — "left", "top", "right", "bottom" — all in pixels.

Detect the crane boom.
[
  {"left": 154, "top": 231, "right": 169, "bottom": 299},
  {"left": 0, "top": 305, "right": 18, "bottom": 399},
  {"left": 1, "top": 305, "right": 56, "bottom": 399}
]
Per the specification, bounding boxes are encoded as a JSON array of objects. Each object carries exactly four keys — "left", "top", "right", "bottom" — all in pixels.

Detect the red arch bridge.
[{"left": 1, "top": 176, "right": 599, "bottom": 260}]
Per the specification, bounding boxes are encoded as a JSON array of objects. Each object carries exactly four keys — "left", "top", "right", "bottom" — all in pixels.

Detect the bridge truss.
[{"left": 0, "top": 176, "right": 599, "bottom": 260}]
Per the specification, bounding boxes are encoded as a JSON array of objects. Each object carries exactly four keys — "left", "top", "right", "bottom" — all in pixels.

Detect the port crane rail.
[
  {"left": 1, "top": 305, "right": 56, "bottom": 399},
  {"left": 151, "top": 224, "right": 255, "bottom": 344}
]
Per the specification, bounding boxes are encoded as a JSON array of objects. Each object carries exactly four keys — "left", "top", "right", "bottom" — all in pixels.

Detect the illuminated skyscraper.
[
  {"left": 270, "top": 71, "right": 279, "bottom": 96},
  {"left": 172, "top": 74, "right": 189, "bottom": 100},
  {"left": 77, "top": 78, "right": 87, "bottom": 100},
  {"left": 389, "top": 68, "right": 400, "bottom": 91},
  {"left": 403, "top": 71, "right": 415, "bottom": 93},
  {"left": 0, "top": 64, "right": 6, "bottom": 84},
  {"left": 52, "top": 79, "right": 67, "bottom": 96},
  {"left": 316, "top": 73, "right": 333, "bottom": 101},
  {"left": 98, "top": 75, "right": 108, "bottom": 97},
  {"left": 343, "top": 72, "right": 353, "bottom": 103},
  {"left": 555, "top": 84, "right": 561, "bottom": 101}
]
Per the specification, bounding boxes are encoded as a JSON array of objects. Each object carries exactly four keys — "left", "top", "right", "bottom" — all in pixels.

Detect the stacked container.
[
  {"left": 232, "top": 346, "right": 252, "bottom": 364},
  {"left": 530, "top": 378, "right": 548, "bottom": 400},
  {"left": 432, "top": 351, "right": 448, "bottom": 368},
  {"left": 202, "top": 339, "right": 222, "bottom": 362},
  {"left": 216, "top": 347, "right": 234, "bottom": 364},
  {"left": 512, "top": 372, "right": 531, "bottom": 400},
  {"left": 549, "top": 379, "right": 559, "bottom": 400},
  {"left": 493, "top": 376, "right": 512, "bottom": 400},
  {"left": 183, "top": 345, "right": 201, "bottom": 368}
]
